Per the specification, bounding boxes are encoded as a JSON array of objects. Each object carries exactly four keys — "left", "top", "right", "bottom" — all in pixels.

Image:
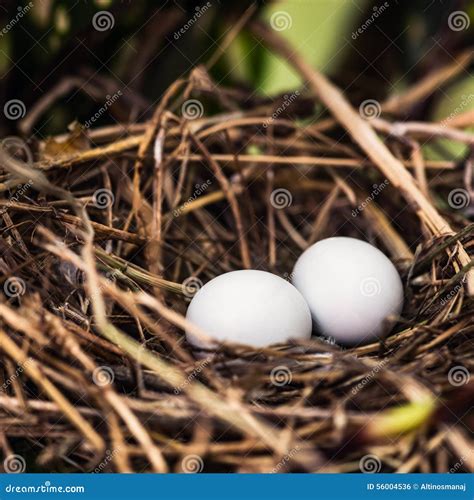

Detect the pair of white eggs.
[{"left": 185, "top": 237, "right": 404, "bottom": 348}]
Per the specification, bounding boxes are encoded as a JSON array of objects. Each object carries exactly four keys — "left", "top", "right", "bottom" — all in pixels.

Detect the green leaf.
[
  {"left": 258, "top": 0, "right": 369, "bottom": 95},
  {"left": 369, "top": 397, "right": 436, "bottom": 438},
  {"left": 423, "top": 77, "right": 474, "bottom": 161}
]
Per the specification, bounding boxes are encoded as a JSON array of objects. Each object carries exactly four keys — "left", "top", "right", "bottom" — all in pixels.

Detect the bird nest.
[{"left": 0, "top": 24, "right": 472, "bottom": 474}]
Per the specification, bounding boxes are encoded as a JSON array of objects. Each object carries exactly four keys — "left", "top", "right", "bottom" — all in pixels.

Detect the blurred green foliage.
[
  {"left": 0, "top": 0, "right": 472, "bottom": 151},
  {"left": 241, "top": 0, "right": 369, "bottom": 94},
  {"left": 425, "top": 77, "right": 474, "bottom": 160}
]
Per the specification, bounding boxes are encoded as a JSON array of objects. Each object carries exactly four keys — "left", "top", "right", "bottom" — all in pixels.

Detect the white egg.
[
  {"left": 185, "top": 270, "right": 312, "bottom": 348},
  {"left": 292, "top": 237, "right": 403, "bottom": 345}
]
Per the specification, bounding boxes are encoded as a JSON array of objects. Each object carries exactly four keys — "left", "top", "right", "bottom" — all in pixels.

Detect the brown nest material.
[{"left": 0, "top": 24, "right": 472, "bottom": 473}]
